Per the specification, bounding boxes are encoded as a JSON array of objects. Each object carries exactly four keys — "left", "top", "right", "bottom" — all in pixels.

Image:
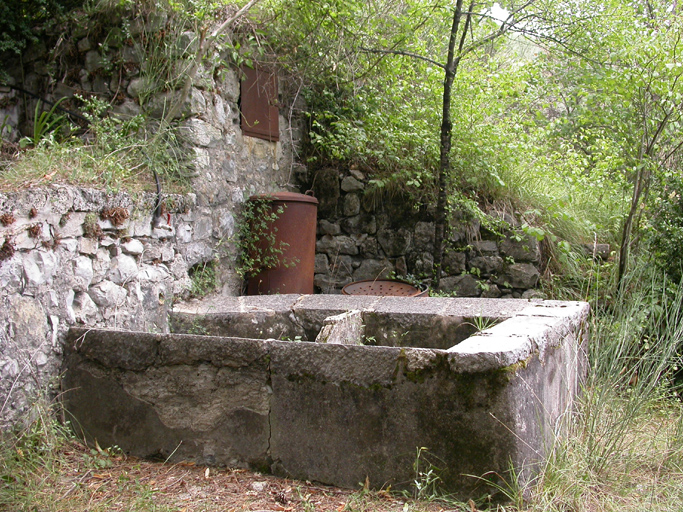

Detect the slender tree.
[{"left": 363, "top": 0, "right": 545, "bottom": 286}]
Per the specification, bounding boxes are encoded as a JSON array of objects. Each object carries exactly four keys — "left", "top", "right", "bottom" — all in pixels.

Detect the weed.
[
  {"left": 410, "top": 447, "right": 443, "bottom": 501},
  {"left": 0, "top": 212, "right": 15, "bottom": 226},
  {"left": 235, "top": 198, "right": 297, "bottom": 278},
  {"left": 27, "top": 223, "right": 42, "bottom": 238},
  {"left": 0, "top": 237, "right": 15, "bottom": 261},
  {"left": 83, "top": 213, "right": 102, "bottom": 239},
  {"left": 100, "top": 206, "right": 129, "bottom": 226},
  {"left": 188, "top": 259, "right": 218, "bottom": 298},
  {"left": 19, "top": 98, "right": 70, "bottom": 149},
  {"left": 464, "top": 316, "right": 499, "bottom": 334}
]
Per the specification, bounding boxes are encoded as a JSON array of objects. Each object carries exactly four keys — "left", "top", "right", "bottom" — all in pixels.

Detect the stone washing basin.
[{"left": 62, "top": 295, "right": 588, "bottom": 498}]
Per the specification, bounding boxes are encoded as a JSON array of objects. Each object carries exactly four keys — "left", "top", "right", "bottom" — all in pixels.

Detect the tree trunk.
[{"left": 432, "top": 1, "right": 472, "bottom": 289}]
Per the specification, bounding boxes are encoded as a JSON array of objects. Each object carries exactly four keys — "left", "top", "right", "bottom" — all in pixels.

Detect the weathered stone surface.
[
  {"left": 79, "top": 238, "right": 98, "bottom": 255},
  {"left": 468, "top": 255, "right": 504, "bottom": 276},
  {"left": 499, "top": 235, "right": 540, "bottom": 263},
  {"left": 318, "top": 219, "right": 340, "bottom": 236},
  {"left": 72, "top": 291, "right": 99, "bottom": 323},
  {"left": 315, "top": 310, "right": 364, "bottom": 345},
  {"left": 406, "top": 251, "right": 433, "bottom": 276},
  {"left": 89, "top": 280, "right": 128, "bottom": 307},
  {"left": 10, "top": 296, "right": 47, "bottom": 349},
  {"left": 73, "top": 256, "right": 94, "bottom": 291},
  {"left": 340, "top": 176, "right": 364, "bottom": 192},
  {"left": 467, "top": 240, "right": 497, "bottom": 256},
  {"left": 84, "top": 50, "right": 103, "bottom": 72},
  {"left": 495, "top": 263, "right": 540, "bottom": 289},
  {"left": 63, "top": 329, "right": 272, "bottom": 467},
  {"left": 179, "top": 118, "right": 223, "bottom": 148},
  {"left": 438, "top": 274, "right": 481, "bottom": 297},
  {"left": 122, "top": 239, "right": 144, "bottom": 256},
  {"left": 108, "top": 254, "right": 139, "bottom": 284},
  {"left": 316, "top": 235, "right": 358, "bottom": 256},
  {"left": 352, "top": 259, "right": 394, "bottom": 282},
  {"left": 442, "top": 250, "right": 466, "bottom": 274},
  {"left": 314, "top": 273, "right": 350, "bottom": 293},
  {"left": 377, "top": 228, "right": 411, "bottom": 258},
  {"left": 314, "top": 253, "right": 329, "bottom": 274},
  {"left": 413, "top": 222, "right": 434, "bottom": 251},
  {"left": 22, "top": 250, "right": 58, "bottom": 286},
  {"left": 481, "top": 284, "right": 502, "bottom": 298},
  {"left": 343, "top": 193, "right": 361, "bottom": 217},
  {"left": 340, "top": 214, "right": 376, "bottom": 235},
  {"left": 0, "top": 255, "right": 23, "bottom": 294}
]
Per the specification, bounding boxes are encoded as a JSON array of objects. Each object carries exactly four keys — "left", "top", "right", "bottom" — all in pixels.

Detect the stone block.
[
  {"left": 316, "top": 235, "right": 359, "bottom": 256},
  {"left": 499, "top": 235, "right": 540, "bottom": 263},
  {"left": 494, "top": 263, "right": 540, "bottom": 289},
  {"left": 340, "top": 176, "right": 364, "bottom": 192},
  {"left": 352, "top": 259, "right": 394, "bottom": 282},
  {"left": 343, "top": 193, "right": 361, "bottom": 217},
  {"left": 22, "top": 250, "right": 58, "bottom": 286},
  {"left": 377, "top": 228, "right": 411, "bottom": 258},
  {"left": 318, "top": 219, "right": 340, "bottom": 236},
  {"left": 442, "top": 250, "right": 466, "bottom": 274},
  {"left": 315, "top": 310, "right": 364, "bottom": 345},
  {"left": 314, "top": 253, "right": 329, "bottom": 274},
  {"left": 340, "top": 214, "right": 376, "bottom": 235},
  {"left": 468, "top": 255, "right": 504, "bottom": 276},
  {"left": 89, "top": 279, "right": 127, "bottom": 307},
  {"left": 108, "top": 254, "right": 139, "bottom": 284},
  {"left": 438, "top": 274, "right": 481, "bottom": 297}
]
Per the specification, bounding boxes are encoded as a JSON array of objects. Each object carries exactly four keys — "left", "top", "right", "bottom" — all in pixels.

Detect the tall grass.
[{"left": 526, "top": 263, "right": 683, "bottom": 511}]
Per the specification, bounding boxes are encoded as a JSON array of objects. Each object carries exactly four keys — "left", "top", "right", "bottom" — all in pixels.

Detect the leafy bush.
[{"left": 646, "top": 172, "right": 683, "bottom": 284}]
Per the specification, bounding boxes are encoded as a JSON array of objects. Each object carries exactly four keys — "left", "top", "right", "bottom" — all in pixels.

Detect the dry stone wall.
[
  {"left": 0, "top": 187, "right": 192, "bottom": 428},
  {"left": 312, "top": 167, "right": 543, "bottom": 297}
]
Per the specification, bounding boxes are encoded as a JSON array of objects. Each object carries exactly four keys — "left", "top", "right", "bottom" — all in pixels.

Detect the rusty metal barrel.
[{"left": 246, "top": 192, "right": 318, "bottom": 295}]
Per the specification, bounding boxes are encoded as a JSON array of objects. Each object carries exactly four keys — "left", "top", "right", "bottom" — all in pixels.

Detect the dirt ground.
[{"left": 40, "top": 440, "right": 467, "bottom": 512}]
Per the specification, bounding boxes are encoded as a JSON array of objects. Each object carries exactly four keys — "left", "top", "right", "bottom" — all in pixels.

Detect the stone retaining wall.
[
  {"left": 0, "top": 7, "right": 302, "bottom": 428},
  {"left": 311, "top": 168, "right": 543, "bottom": 297}
]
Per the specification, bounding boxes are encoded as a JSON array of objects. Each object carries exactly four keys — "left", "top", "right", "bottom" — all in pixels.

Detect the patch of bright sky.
[{"left": 490, "top": 2, "right": 509, "bottom": 22}]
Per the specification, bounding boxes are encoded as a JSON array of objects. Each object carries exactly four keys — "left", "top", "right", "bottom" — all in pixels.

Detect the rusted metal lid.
[
  {"left": 341, "top": 279, "right": 426, "bottom": 297},
  {"left": 248, "top": 191, "right": 318, "bottom": 205}
]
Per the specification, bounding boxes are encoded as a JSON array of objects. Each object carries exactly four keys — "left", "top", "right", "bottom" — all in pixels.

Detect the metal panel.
[{"left": 240, "top": 66, "right": 279, "bottom": 142}]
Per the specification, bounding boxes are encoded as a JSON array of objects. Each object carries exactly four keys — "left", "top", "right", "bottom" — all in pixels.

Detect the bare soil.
[{"left": 32, "top": 440, "right": 463, "bottom": 512}]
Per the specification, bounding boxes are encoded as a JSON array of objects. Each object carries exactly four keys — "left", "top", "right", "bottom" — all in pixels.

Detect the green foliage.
[
  {"left": 646, "top": 172, "right": 683, "bottom": 284},
  {"left": 19, "top": 98, "right": 70, "bottom": 149},
  {"left": 0, "top": 0, "right": 84, "bottom": 55},
  {"left": 188, "top": 259, "right": 218, "bottom": 298},
  {"left": 235, "top": 198, "right": 295, "bottom": 278},
  {"left": 410, "top": 447, "right": 443, "bottom": 501}
]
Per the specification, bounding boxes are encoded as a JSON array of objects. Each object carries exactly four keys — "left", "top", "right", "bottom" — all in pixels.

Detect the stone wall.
[
  {"left": 0, "top": 11, "right": 302, "bottom": 426},
  {"left": 312, "top": 167, "right": 543, "bottom": 297}
]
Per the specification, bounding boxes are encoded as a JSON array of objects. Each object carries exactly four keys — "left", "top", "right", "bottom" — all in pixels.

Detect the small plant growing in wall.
[
  {"left": 235, "top": 198, "right": 295, "bottom": 278},
  {"left": 188, "top": 260, "right": 218, "bottom": 298}
]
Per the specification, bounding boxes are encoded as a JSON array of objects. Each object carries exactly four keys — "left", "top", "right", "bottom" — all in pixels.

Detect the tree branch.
[{"left": 359, "top": 47, "right": 445, "bottom": 69}]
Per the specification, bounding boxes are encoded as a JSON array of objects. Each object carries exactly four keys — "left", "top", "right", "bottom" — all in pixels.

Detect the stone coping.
[{"left": 171, "top": 295, "right": 589, "bottom": 372}]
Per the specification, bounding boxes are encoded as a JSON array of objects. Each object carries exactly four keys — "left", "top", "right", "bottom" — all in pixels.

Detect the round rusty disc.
[{"left": 341, "top": 279, "right": 424, "bottom": 297}]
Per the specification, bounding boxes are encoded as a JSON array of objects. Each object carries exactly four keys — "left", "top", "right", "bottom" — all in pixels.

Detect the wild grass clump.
[
  {"left": 523, "top": 264, "right": 683, "bottom": 512},
  {"left": 0, "top": 95, "right": 192, "bottom": 194}
]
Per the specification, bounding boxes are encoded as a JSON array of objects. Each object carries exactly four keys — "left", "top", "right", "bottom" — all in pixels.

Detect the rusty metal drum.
[{"left": 246, "top": 192, "right": 318, "bottom": 295}]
